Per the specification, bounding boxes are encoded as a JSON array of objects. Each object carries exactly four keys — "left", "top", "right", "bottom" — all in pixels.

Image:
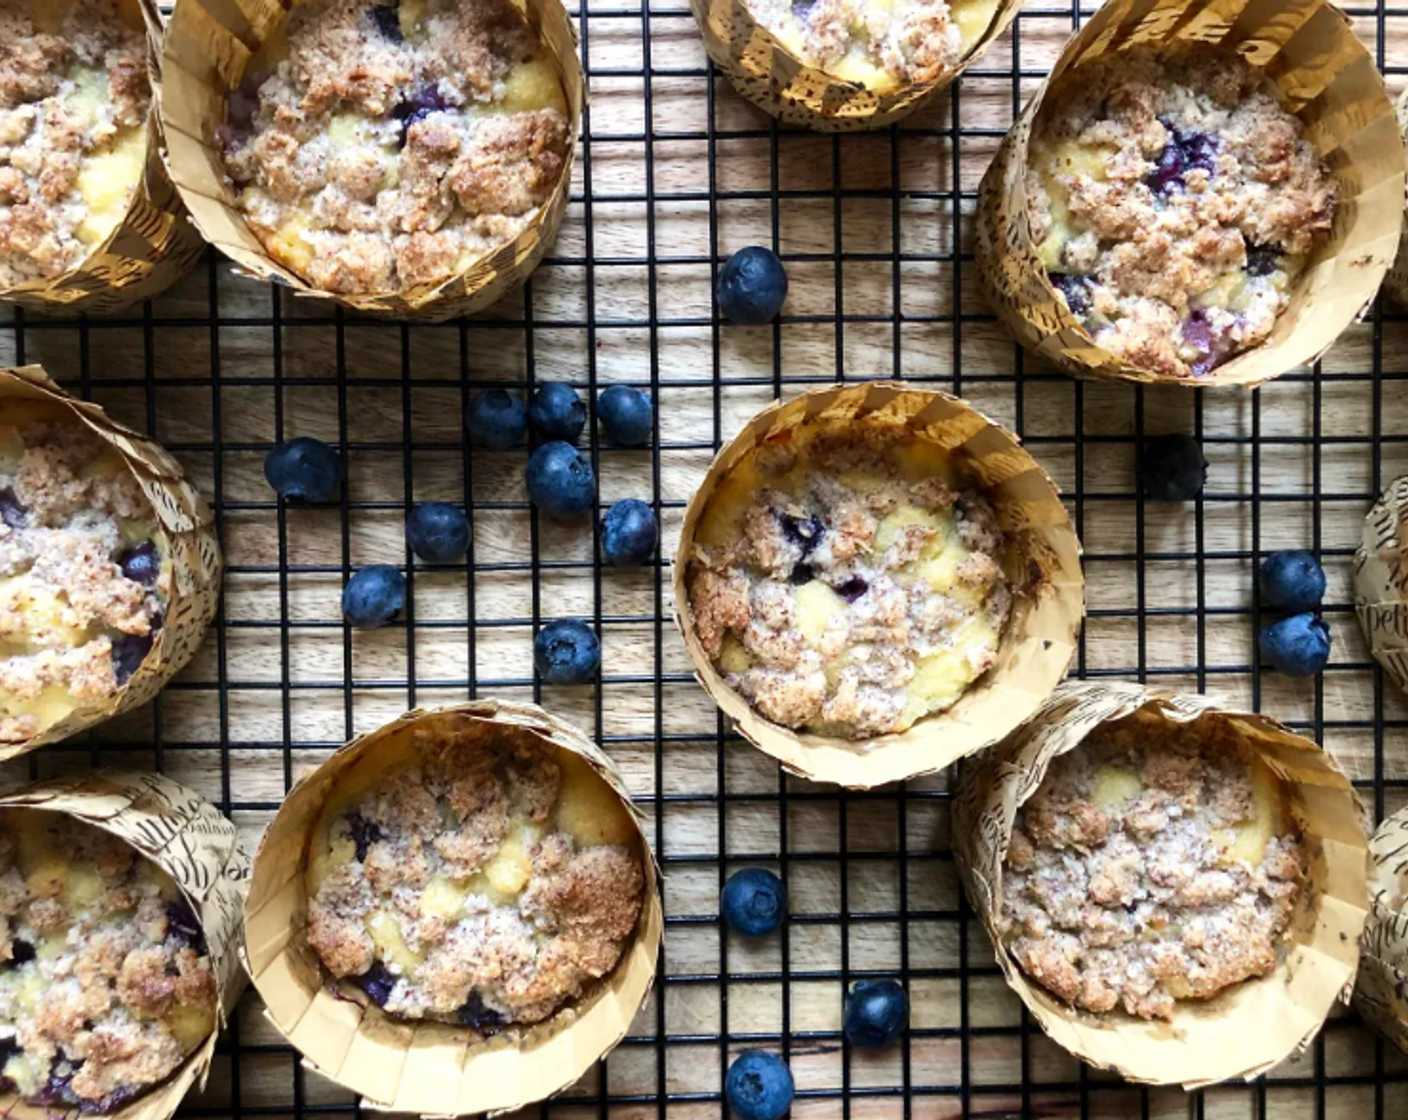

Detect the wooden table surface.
[{"left": 2, "top": 0, "right": 1408, "bottom": 1117}]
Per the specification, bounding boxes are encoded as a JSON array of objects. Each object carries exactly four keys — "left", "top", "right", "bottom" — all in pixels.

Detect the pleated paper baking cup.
[
  {"left": 953, "top": 680, "right": 1370, "bottom": 1088},
  {"left": 0, "top": 365, "right": 222, "bottom": 757},
  {"left": 973, "top": 0, "right": 1406, "bottom": 388},
  {"left": 1354, "top": 475, "right": 1408, "bottom": 695},
  {"left": 157, "top": 0, "right": 583, "bottom": 322},
  {"left": 0, "top": 770, "right": 251, "bottom": 1120},
  {"left": 1354, "top": 806, "right": 1408, "bottom": 1055},
  {"left": 1381, "top": 88, "right": 1408, "bottom": 309},
  {"left": 0, "top": 0, "right": 204, "bottom": 315},
  {"left": 671, "top": 381, "right": 1085, "bottom": 790},
  {"left": 242, "top": 699, "right": 663, "bottom": 1116},
  {"left": 689, "top": 0, "right": 1019, "bottom": 131}
]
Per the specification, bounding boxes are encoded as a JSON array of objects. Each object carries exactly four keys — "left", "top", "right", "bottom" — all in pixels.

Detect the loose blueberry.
[
  {"left": 112, "top": 632, "right": 154, "bottom": 685},
  {"left": 0, "top": 488, "right": 27, "bottom": 529},
  {"left": 455, "top": 990, "right": 505, "bottom": 1032},
  {"left": 1245, "top": 242, "right": 1281, "bottom": 277},
  {"left": 1139, "top": 434, "right": 1207, "bottom": 502},
  {"left": 533, "top": 620, "right": 601, "bottom": 685},
  {"left": 725, "top": 1051, "right": 794, "bottom": 1120},
  {"left": 789, "top": 563, "right": 814, "bottom": 585},
  {"left": 1260, "top": 613, "right": 1332, "bottom": 677},
  {"left": 528, "top": 382, "right": 587, "bottom": 443},
  {"left": 369, "top": 3, "right": 402, "bottom": 42},
  {"left": 526, "top": 441, "right": 596, "bottom": 520},
  {"left": 406, "top": 502, "right": 470, "bottom": 564},
  {"left": 347, "top": 813, "right": 383, "bottom": 861},
  {"left": 1259, "top": 550, "right": 1326, "bottom": 613},
  {"left": 118, "top": 541, "right": 160, "bottom": 587},
  {"left": 342, "top": 565, "right": 406, "bottom": 628},
  {"left": 716, "top": 246, "right": 789, "bottom": 326},
  {"left": 264, "top": 436, "right": 342, "bottom": 502},
  {"left": 468, "top": 389, "right": 528, "bottom": 451},
  {"left": 601, "top": 499, "right": 658, "bottom": 566},
  {"left": 721, "top": 868, "right": 786, "bottom": 937},
  {"left": 778, "top": 512, "right": 824, "bottom": 555},
  {"left": 355, "top": 960, "right": 397, "bottom": 1008},
  {"left": 832, "top": 576, "right": 869, "bottom": 603},
  {"left": 8, "top": 940, "right": 34, "bottom": 965},
  {"left": 843, "top": 979, "right": 909, "bottom": 1049},
  {"left": 1048, "top": 272, "right": 1091, "bottom": 319},
  {"left": 597, "top": 385, "right": 654, "bottom": 447}
]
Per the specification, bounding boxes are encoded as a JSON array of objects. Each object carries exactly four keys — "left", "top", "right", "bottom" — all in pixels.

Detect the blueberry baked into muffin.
[
  {"left": 0, "top": 401, "right": 169, "bottom": 745},
  {"left": 687, "top": 424, "right": 1012, "bottom": 739},
  {"left": 1027, "top": 45, "right": 1336, "bottom": 379},
  {"left": 1001, "top": 714, "right": 1307, "bottom": 1020},
  {"left": 0, "top": 0, "right": 150, "bottom": 285},
  {"left": 218, "top": 0, "right": 571, "bottom": 295},
  {"left": 0, "top": 809, "right": 217, "bottom": 1112},
  {"left": 305, "top": 726, "right": 645, "bottom": 1028},
  {"left": 742, "top": 0, "right": 1000, "bottom": 91}
]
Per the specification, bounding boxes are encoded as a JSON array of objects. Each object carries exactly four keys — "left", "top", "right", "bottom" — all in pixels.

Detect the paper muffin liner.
[
  {"left": 1353, "top": 476, "right": 1408, "bottom": 696},
  {"left": 671, "top": 381, "right": 1085, "bottom": 790},
  {"left": 973, "top": 0, "right": 1406, "bottom": 388},
  {"left": 0, "top": 770, "right": 251, "bottom": 1120},
  {"left": 689, "top": 0, "right": 1020, "bottom": 131},
  {"left": 0, "top": 365, "right": 223, "bottom": 758},
  {"left": 1353, "top": 806, "right": 1408, "bottom": 1055},
  {"left": 156, "top": 0, "right": 584, "bottom": 322},
  {"left": 242, "top": 699, "right": 663, "bottom": 1116},
  {"left": 1381, "top": 88, "right": 1408, "bottom": 309},
  {"left": 953, "top": 679, "right": 1370, "bottom": 1088},
  {"left": 0, "top": 0, "right": 205, "bottom": 315}
]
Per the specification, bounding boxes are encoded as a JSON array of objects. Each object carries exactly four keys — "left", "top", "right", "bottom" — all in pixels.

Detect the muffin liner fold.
[
  {"left": 156, "top": 0, "right": 584, "bottom": 321},
  {"left": 689, "top": 0, "right": 1020, "bottom": 131},
  {"left": 1354, "top": 475, "right": 1408, "bottom": 695},
  {"left": 243, "top": 699, "right": 663, "bottom": 1116},
  {"left": 0, "top": 365, "right": 222, "bottom": 757},
  {"left": 0, "top": 770, "right": 251, "bottom": 1120},
  {"left": 1354, "top": 806, "right": 1408, "bottom": 1055},
  {"left": 953, "top": 680, "right": 1370, "bottom": 1088},
  {"left": 0, "top": 0, "right": 205, "bottom": 315},
  {"left": 973, "top": 0, "right": 1406, "bottom": 387},
  {"left": 671, "top": 381, "right": 1085, "bottom": 790}
]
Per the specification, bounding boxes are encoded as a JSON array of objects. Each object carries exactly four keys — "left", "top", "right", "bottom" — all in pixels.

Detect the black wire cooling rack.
[{"left": 1, "top": 0, "right": 1407, "bottom": 1117}]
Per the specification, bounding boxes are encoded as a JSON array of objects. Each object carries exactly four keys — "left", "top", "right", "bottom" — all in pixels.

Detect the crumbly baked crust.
[
  {"left": 306, "top": 727, "right": 644, "bottom": 1028},
  {"left": 0, "top": 409, "right": 166, "bottom": 744},
  {"left": 220, "top": 0, "right": 570, "bottom": 295},
  {"left": 1000, "top": 715, "right": 1307, "bottom": 1021},
  {"left": 0, "top": 810, "right": 217, "bottom": 1113},
  {"left": 687, "top": 425, "right": 1012, "bottom": 739},
  {"left": 1026, "top": 45, "right": 1335, "bottom": 379},
  {"left": 0, "top": 0, "right": 149, "bottom": 285}
]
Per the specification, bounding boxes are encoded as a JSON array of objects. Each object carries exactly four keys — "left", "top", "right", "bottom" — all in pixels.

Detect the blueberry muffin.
[
  {"left": 1027, "top": 44, "right": 1335, "bottom": 379},
  {"left": 305, "top": 724, "right": 645, "bottom": 1029},
  {"left": 0, "top": 809, "right": 217, "bottom": 1113},
  {"left": 218, "top": 0, "right": 571, "bottom": 295},
  {"left": 0, "top": 0, "right": 150, "bottom": 285},
  {"left": 1001, "top": 714, "right": 1307, "bottom": 1020},
  {"left": 0, "top": 400, "right": 169, "bottom": 745},
  {"left": 687, "top": 423, "right": 1012, "bottom": 739}
]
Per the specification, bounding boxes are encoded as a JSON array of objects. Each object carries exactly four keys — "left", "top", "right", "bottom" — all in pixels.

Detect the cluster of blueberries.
[{"left": 718, "top": 868, "right": 909, "bottom": 1120}]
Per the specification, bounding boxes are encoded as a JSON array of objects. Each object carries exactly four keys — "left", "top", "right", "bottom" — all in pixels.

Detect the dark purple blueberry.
[
  {"left": 392, "top": 85, "right": 449, "bottom": 147},
  {"left": 778, "top": 512, "right": 824, "bottom": 555},
  {"left": 791, "top": 0, "right": 816, "bottom": 13},
  {"left": 1178, "top": 311, "right": 1228, "bottom": 377},
  {"left": 166, "top": 899, "right": 205, "bottom": 952},
  {"left": 1245, "top": 242, "right": 1281, "bottom": 277},
  {"left": 30, "top": 1064, "right": 76, "bottom": 1107},
  {"left": 1146, "top": 137, "right": 1184, "bottom": 195},
  {"left": 118, "top": 541, "right": 160, "bottom": 587},
  {"left": 227, "top": 74, "right": 263, "bottom": 132},
  {"left": 1048, "top": 272, "right": 1091, "bottom": 318},
  {"left": 347, "top": 812, "right": 382, "bottom": 861},
  {"left": 112, "top": 632, "right": 154, "bottom": 685},
  {"left": 369, "top": 3, "right": 402, "bottom": 41},
  {"left": 832, "top": 576, "right": 869, "bottom": 603},
  {"left": 1147, "top": 119, "right": 1219, "bottom": 195},
  {"left": 1177, "top": 128, "right": 1219, "bottom": 176},
  {"left": 355, "top": 960, "right": 397, "bottom": 1008},
  {"left": 789, "top": 563, "right": 814, "bottom": 585},
  {"left": 0, "top": 488, "right": 27, "bottom": 529},
  {"left": 80, "top": 1084, "right": 140, "bottom": 1115},
  {"left": 455, "top": 991, "right": 505, "bottom": 1032},
  {"left": 8, "top": 940, "right": 33, "bottom": 965}
]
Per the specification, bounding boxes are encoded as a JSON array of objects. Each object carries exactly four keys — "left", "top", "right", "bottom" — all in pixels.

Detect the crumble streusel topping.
[
  {"left": 0, "top": 809, "right": 217, "bottom": 1114},
  {"left": 1000, "top": 714, "right": 1307, "bottom": 1021},
  {"left": 0, "top": 0, "right": 150, "bottom": 286},
  {"left": 306, "top": 724, "right": 645, "bottom": 1029},
  {"left": 687, "top": 423, "right": 1012, "bottom": 740},
  {"left": 1026, "top": 45, "right": 1336, "bottom": 379},
  {"left": 0, "top": 402, "right": 168, "bottom": 745},
  {"left": 219, "top": 0, "right": 571, "bottom": 295}
]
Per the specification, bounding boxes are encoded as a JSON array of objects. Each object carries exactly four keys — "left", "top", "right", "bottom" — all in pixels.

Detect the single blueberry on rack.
[
  {"left": 597, "top": 385, "right": 653, "bottom": 447},
  {"left": 1139, "top": 434, "right": 1207, "bottom": 502},
  {"left": 529, "top": 382, "right": 587, "bottom": 442},
  {"left": 721, "top": 868, "right": 786, "bottom": 936},
  {"left": 468, "top": 390, "right": 528, "bottom": 450},
  {"left": 716, "top": 246, "right": 789, "bottom": 325},
  {"left": 533, "top": 620, "right": 600, "bottom": 684},
  {"left": 1259, "top": 550, "right": 1325, "bottom": 613},
  {"left": 1260, "top": 613, "right": 1331, "bottom": 677},
  {"left": 843, "top": 979, "right": 908, "bottom": 1049},
  {"left": 342, "top": 566, "right": 406, "bottom": 628},
  {"left": 601, "top": 499, "right": 658, "bottom": 566},
  {"left": 725, "top": 1051, "right": 794, "bottom": 1120},
  {"left": 264, "top": 436, "right": 341, "bottom": 502},
  {"left": 406, "top": 502, "right": 470, "bottom": 563},
  {"left": 526, "top": 441, "right": 595, "bottom": 519}
]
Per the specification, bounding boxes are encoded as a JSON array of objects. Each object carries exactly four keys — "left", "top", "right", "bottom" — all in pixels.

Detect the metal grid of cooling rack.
[{"left": 0, "top": 0, "right": 1406, "bottom": 1118}]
